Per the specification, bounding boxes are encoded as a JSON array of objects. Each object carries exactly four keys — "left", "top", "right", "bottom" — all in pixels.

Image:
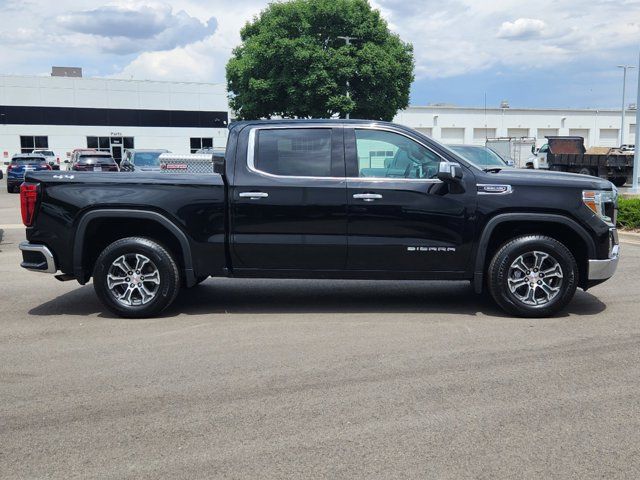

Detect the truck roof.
[{"left": 229, "top": 118, "right": 398, "bottom": 130}]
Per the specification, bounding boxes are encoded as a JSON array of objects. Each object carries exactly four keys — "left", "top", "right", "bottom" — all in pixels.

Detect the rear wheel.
[
  {"left": 578, "top": 167, "right": 594, "bottom": 176},
  {"left": 93, "top": 237, "right": 181, "bottom": 318},
  {"left": 488, "top": 235, "right": 577, "bottom": 317}
]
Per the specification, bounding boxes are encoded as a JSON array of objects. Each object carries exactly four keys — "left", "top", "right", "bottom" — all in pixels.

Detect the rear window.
[
  {"left": 77, "top": 155, "right": 116, "bottom": 165},
  {"left": 12, "top": 157, "right": 45, "bottom": 165},
  {"left": 132, "top": 152, "right": 163, "bottom": 166},
  {"left": 255, "top": 129, "right": 335, "bottom": 177}
]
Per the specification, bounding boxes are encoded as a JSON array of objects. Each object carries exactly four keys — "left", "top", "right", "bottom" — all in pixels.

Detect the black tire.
[
  {"left": 488, "top": 235, "right": 578, "bottom": 318},
  {"left": 577, "top": 167, "right": 594, "bottom": 176},
  {"left": 93, "top": 237, "right": 181, "bottom": 318},
  {"left": 609, "top": 177, "right": 626, "bottom": 187}
]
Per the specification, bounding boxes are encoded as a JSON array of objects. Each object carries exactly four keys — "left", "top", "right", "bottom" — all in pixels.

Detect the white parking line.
[{"left": 0, "top": 224, "right": 23, "bottom": 230}]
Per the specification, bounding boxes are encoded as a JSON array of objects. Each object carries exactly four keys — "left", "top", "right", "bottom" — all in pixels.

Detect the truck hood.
[{"left": 480, "top": 168, "right": 613, "bottom": 190}]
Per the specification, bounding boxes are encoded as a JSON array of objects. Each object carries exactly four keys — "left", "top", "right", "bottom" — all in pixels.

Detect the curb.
[{"left": 619, "top": 230, "right": 640, "bottom": 240}]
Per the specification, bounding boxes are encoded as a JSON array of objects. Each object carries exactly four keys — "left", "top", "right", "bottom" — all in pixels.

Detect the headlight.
[{"left": 582, "top": 189, "right": 617, "bottom": 224}]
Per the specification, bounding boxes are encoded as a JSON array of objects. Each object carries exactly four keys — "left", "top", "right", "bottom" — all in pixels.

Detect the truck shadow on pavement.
[{"left": 28, "top": 278, "right": 607, "bottom": 319}]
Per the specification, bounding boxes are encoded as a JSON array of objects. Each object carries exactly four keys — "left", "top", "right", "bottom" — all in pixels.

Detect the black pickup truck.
[{"left": 19, "top": 120, "right": 619, "bottom": 318}]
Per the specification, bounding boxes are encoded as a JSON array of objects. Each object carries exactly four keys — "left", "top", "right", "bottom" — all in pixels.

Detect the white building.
[
  {"left": 394, "top": 105, "right": 637, "bottom": 148},
  {"left": 0, "top": 73, "right": 229, "bottom": 164},
  {"left": 2, "top": 70, "right": 636, "bottom": 165}
]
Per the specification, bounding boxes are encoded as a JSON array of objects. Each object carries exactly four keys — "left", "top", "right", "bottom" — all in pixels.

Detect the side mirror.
[
  {"left": 437, "top": 161, "right": 462, "bottom": 182},
  {"left": 531, "top": 145, "right": 536, "bottom": 154}
]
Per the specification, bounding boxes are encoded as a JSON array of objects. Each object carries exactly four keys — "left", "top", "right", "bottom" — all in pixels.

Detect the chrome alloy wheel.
[
  {"left": 507, "top": 251, "right": 564, "bottom": 306},
  {"left": 107, "top": 254, "right": 161, "bottom": 307}
]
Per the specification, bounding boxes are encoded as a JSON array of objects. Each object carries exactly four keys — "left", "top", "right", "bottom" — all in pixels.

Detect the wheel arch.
[
  {"left": 73, "top": 209, "right": 196, "bottom": 287},
  {"left": 473, "top": 213, "right": 596, "bottom": 293}
]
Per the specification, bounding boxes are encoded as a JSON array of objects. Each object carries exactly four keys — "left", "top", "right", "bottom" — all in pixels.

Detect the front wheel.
[
  {"left": 93, "top": 237, "right": 181, "bottom": 318},
  {"left": 488, "top": 235, "right": 578, "bottom": 317}
]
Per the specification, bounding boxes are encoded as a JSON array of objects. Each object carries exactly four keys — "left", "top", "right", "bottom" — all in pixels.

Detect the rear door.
[
  {"left": 345, "top": 127, "right": 476, "bottom": 273},
  {"left": 230, "top": 125, "right": 347, "bottom": 271}
]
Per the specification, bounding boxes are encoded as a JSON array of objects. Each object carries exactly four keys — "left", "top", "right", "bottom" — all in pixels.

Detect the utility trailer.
[
  {"left": 485, "top": 137, "right": 536, "bottom": 168},
  {"left": 527, "top": 136, "right": 633, "bottom": 187}
]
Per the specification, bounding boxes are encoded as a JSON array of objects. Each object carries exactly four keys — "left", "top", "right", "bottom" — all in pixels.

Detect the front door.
[
  {"left": 345, "top": 127, "right": 476, "bottom": 273},
  {"left": 230, "top": 126, "right": 347, "bottom": 271}
]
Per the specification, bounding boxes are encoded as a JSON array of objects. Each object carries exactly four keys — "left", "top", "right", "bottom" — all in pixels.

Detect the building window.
[
  {"left": 190, "top": 137, "right": 213, "bottom": 153},
  {"left": 20, "top": 135, "right": 48, "bottom": 153},
  {"left": 87, "top": 136, "right": 134, "bottom": 152}
]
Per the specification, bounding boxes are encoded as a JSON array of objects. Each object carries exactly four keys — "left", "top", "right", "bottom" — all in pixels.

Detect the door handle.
[
  {"left": 353, "top": 193, "right": 383, "bottom": 202},
  {"left": 239, "top": 191, "right": 269, "bottom": 199}
]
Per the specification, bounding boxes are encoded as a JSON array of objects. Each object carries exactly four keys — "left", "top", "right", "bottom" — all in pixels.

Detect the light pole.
[
  {"left": 618, "top": 64, "right": 635, "bottom": 146},
  {"left": 632, "top": 52, "right": 640, "bottom": 192},
  {"left": 337, "top": 36, "right": 358, "bottom": 119}
]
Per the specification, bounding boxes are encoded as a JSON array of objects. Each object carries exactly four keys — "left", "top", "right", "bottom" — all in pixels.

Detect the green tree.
[{"left": 226, "top": 0, "right": 414, "bottom": 121}]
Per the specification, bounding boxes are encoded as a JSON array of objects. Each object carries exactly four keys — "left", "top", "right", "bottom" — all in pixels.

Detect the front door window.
[{"left": 355, "top": 129, "right": 441, "bottom": 179}]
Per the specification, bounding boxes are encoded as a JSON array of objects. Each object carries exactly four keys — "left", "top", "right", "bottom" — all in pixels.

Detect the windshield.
[
  {"left": 448, "top": 145, "right": 507, "bottom": 168},
  {"left": 77, "top": 155, "right": 116, "bottom": 165},
  {"left": 13, "top": 157, "right": 45, "bottom": 165},
  {"left": 34, "top": 150, "right": 55, "bottom": 156},
  {"left": 133, "top": 152, "right": 164, "bottom": 166}
]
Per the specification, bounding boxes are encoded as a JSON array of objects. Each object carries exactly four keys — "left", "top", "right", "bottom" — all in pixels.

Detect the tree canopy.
[{"left": 226, "top": 0, "right": 414, "bottom": 121}]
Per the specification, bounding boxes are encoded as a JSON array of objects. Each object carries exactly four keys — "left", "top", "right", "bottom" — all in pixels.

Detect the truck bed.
[{"left": 24, "top": 171, "right": 227, "bottom": 282}]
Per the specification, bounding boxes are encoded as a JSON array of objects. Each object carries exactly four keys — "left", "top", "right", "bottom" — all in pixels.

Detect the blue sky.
[{"left": 1, "top": 0, "right": 639, "bottom": 109}]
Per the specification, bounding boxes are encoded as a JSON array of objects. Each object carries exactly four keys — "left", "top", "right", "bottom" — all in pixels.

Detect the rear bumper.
[
  {"left": 19, "top": 242, "right": 57, "bottom": 273},
  {"left": 588, "top": 244, "right": 619, "bottom": 281}
]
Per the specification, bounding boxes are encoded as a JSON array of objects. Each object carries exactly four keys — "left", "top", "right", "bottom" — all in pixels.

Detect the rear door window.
[{"left": 255, "top": 129, "right": 336, "bottom": 177}]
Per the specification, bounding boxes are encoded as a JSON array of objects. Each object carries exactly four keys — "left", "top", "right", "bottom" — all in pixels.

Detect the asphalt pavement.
[{"left": 1, "top": 187, "right": 639, "bottom": 479}]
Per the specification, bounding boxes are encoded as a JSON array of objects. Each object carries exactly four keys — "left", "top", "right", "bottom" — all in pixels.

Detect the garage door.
[
  {"left": 415, "top": 127, "right": 432, "bottom": 137},
  {"left": 507, "top": 128, "right": 529, "bottom": 138},
  {"left": 569, "top": 129, "right": 590, "bottom": 147},
  {"left": 440, "top": 128, "right": 465, "bottom": 144},
  {"left": 473, "top": 128, "right": 497, "bottom": 145},
  {"left": 599, "top": 129, "right": 619, "bottom": 147}
]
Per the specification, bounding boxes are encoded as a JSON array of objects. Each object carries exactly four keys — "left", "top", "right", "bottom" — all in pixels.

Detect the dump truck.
[{"left": 527, "top": 136, "right": 633, "bottom": 187}]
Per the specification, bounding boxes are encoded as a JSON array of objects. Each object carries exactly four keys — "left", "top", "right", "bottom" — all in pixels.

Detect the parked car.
[
  {"left": 120, "top": 149, "right": 169, "bottom": 172},
  {"left": 448, "top": 145, "right": 513, "bottom": 170},
  {"left": 6, "top": 153, "right": 51, "bottom": 193},
  {"left": 19, "top": 119, "right": 618, "bottom": 319},
  {"left": 71, "top": 151, "right": 119, "bottom": 172},
  {"left": 32, "top": 149, "right": 60, "bottom": 170}
]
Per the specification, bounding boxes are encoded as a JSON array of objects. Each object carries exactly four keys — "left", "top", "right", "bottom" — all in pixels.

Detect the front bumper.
[
  {"left": 588, "top": 244, "right": 619, "bottom": 280},
  {"left": 19, "top": 242, "right": 57, "bottom": 273}
]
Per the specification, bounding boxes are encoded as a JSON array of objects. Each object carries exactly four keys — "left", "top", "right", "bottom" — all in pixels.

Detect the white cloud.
[
  {"left": 497, "top": 18, "right": 546, "bottom": 40},
  {"left": 56, "top": 4, "right": 217, "bottom": 55},
  {"left": 0, "top": 0, "right": 639, "bottom": 101},
  {"left": 371, "top": 0, "right": 640, "bottom": 79}
]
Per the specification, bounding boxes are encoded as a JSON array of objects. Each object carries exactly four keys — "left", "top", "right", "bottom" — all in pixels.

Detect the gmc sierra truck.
[{"left": 18, "top": 120, "right": 619, "bottom": 318}]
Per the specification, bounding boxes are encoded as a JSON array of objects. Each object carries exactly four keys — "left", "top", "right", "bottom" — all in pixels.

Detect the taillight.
[
  {"left": 7, "top": 164, "right": 13, "bottom": 173},
  {"left": 41, "top": 163, "right": 51, "bottom": 170},
  {"left": 20, "top": 183, "right": 39, "bottom": 226}
]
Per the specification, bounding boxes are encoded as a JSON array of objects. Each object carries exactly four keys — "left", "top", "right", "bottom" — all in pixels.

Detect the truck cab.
[{"left": 528, "top": 143, "right": 550, "bottom": 169}]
